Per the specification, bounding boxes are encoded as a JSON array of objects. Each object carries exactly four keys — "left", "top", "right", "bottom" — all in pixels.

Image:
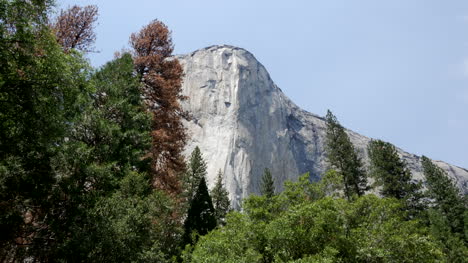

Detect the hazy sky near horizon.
[{"left": 59, "top": 0, "right": 468, "bottom": 169}]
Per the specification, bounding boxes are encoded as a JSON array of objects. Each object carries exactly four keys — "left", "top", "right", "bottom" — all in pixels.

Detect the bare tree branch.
[{"left": 51, "top": 5, "right": 98, "bottom": 52}]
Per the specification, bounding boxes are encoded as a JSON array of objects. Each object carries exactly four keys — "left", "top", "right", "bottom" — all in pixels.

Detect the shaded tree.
[
  {"left": 184, "top": 146, "right": 208, "bottom": 201},
  {"left": 325, "top": 110, "right": 367, "bottom": 200},
  {"left": 183, "top": 177, "right": 217, "bottom": 246},
  {"left": 426, "top": 209, "right": 467, "bottom": 262},
  {"left": 51, "top": 5, "right": 98, "bottom": 52},
  {"left": 71, "top": 172, "right": 180, "bottom": 263},
  {"left": 130, "top": 19, "right": 186, "bottom": 195},
  {"left": 0, "top": 0, "right": 91, "bottom": 259},
  {"left": 0, "top": 5, "right": 182, "bottom": 258},
  {"left": 368, "top": 139, "right": 424, "bottom": 217},
  {"left": 0, "top": 2, "right": 185, "bottom": 261},
  {"left": 260, "top": 168, "right": 275, "bottom": 198},
  {"left": 421, "top": 156, "right": 466, "bottom": 239},
  {"left": 47, "top": 53, "right": 180, "bottom": 261},
  {"left": 211, "top": 170, "right": 231, "bottom": 225}
]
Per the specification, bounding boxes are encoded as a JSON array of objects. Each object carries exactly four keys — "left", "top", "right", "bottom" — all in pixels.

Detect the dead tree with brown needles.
[
  {"left": 130, "top": 20, "right": 187, "bottom": 195},
  {"left": 51, "top": 5, "right": 98, "bottom": 52}
]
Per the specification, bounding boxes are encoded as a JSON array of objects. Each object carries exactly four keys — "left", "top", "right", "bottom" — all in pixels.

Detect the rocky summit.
[{"left": 177, "top": 45, "right": 468, "bottom": 208}]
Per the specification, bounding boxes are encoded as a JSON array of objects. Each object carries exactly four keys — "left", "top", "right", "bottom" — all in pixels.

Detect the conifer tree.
[
  {"left": 211, "top": 170, "right": 231, "bottom": 225},
  {"left": 0, "top": 1, "right": 93, "bottom": 259},
  {"left": 261, "top": 168, "right": 275, "bottom": 198},
  {"left": 183, "top": 177, "right": 217, "bottom": 246},
  {"left": 368, "top": 140, "right": 423, "bottom": 216},
  {"left": 0, "top": 8, "right": 180, "bottom": 257},
  {"left": 325, "top": 110, "right": 367, "bottom": 200},
  {"left": 184, "top": 146, "right": 208, "bottom": 201},
  {"left": 35, "top": 52, "right": 180, "bottom": 262},
  {"left": 421, "top": 156, "right": 466, "bottom": 239},
  {"left": 130, "top": 19, "right": 186, "bottom": 194},
  {"left": 0, "top": 3, "right": 184, "bottom": 261}
]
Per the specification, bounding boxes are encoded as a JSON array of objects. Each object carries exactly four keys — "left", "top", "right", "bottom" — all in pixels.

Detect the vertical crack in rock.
[{"left": 177, "top": 45, "right": 468, "bottom": 208}]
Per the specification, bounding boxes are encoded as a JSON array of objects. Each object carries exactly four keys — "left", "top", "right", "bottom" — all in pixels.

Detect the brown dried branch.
[
  {"left": 51, "top": 5, "right": 98, "bottom": 52},
  {"left": 130, "top": 20, "right": 187, "bottom": 195}
]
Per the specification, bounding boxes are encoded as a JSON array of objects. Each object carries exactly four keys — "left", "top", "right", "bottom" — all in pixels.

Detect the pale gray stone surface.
[{"left": 177, "top": 45, "right": 468, "bottom": 208}]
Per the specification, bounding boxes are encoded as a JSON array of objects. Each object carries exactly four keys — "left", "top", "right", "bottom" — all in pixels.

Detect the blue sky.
[{"left": 58, "top": 0, "right": 468, "bottom": 169}]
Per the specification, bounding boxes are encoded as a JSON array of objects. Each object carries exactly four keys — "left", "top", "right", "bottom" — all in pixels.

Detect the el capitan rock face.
[{"left": 177, "top": 45, "right": 468, "bottom": 208}]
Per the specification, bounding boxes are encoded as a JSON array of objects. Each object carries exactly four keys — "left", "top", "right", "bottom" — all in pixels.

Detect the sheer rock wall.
[{"left": 177, "top": 45, "right": 468, "bottom": 208}]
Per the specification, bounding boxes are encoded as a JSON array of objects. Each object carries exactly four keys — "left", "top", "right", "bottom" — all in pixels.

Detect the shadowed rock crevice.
[{"left": 178, "top": 45, "right": 468, "bottom": 208}]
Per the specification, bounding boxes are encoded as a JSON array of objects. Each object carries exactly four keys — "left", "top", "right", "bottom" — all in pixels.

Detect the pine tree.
[
  {"left": 183, "top": 177, "right": 217, "bottom": 246},
  {"left": 261, "top": 168, "right": 275, "bottom": 198},
  {"left": 368, "top": 140, "right": 424, "bottom": 217},
  {"left": 324, "top": 110, "right": 367, "bottom": 200},
  {"left": 184, "top": 146, "right": 208, "bottom": 201},
  {"left": 130, "top": 20, "right": 186, "bottom": 195},
  {"left": 0, "top": 3, "right": 184, "bottom": 261},
  {"left": 0, "top": 1, "right": 94, "bottom": 259},
  {"left": 33, "top": 52, "right": 182, "bottom": 262},
  {"left": 427, "top": 209, "right": 467, "bottom": 262},
  {"left": 211, "top": 170, "right": 231, "bottom": 225},
  {"left": 421, "top": 156, "right": 466, "bottom": 239}
]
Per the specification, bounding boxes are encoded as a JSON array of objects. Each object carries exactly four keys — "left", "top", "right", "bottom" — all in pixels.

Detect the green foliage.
[
  {"left": 422, "top": 156, "right": 466, "bottom": 239},
  {"left": 45, "top": 54, "right": 185, "bottom": 262},
  {"left": 368, "top": 140, "right": 414, "bottom": 198},
  {"left": 0, "top": 9, "right": 179, "bottom": 259},
  {"left": 261, "top": 167, "right": 275, "bottom": 198},
  {"left": 86, "top": 53, "right": 152, "bottom": 172},
  {"left": 184, "top": 146, "right": 208, "bottom": 201},
  {"left": 190, "top": 184, "right": 445, "bottom": 262},
  {"left": 264, "top": 198, "right": 349, "bottom": 261},
  {"left": 0, "top": 1, "right": 95, "bottom": 259},
  {"left": 324, "top": 110, "right": 367, "bottom": 200},
  {"left": 282, "top": 171, "right": 343, "bottom": 205},
  {"left": 427, "top": 209, "right": 468, "bottom": 262},
  {"left": 368, "top": 140, "right": 424, "bottom": 217},
  {"left": 211, "top": 170, "right": 231, "bottom": 225},
  {"left": 187, "top": 173, "right": 446, "bottom": 262},
  {"left": 347, "top": 196, "right": 444, "bottom": 262},
  {"left": 100, "top": 174, "right": 180, "bottom": 262},
  {"left": 243, "top": 194, "right": 285, "bottom": 223},
  {"left": 186, "top": 212, "right": 263, "bottom": 263},
  {"left": 421, "top": 156, "right": 467, "bottom": 260},
  {"left": 183, "top": 177, "right": 217, "bottom": 246},
  {"left": 56, "top": 172, "right": 180, "bottom": 263}
]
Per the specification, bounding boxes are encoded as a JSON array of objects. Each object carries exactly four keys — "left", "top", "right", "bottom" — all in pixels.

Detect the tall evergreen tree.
[
  {"left": 130, "top": 19, "right": 186, "bottom": 195},
  {"left": 211, "top": 170, "right": 231, "bottom": 225},
  {"left": 183, "top": 177, "right": 217, "bottom": 246},
  {"left": 421, "top": 156, "right": 466, "bottom": 239},
  {"left": 50, "top": 53, "right": 184, "bottom": 261},
  {"left": 324, "top": 110, "right": 367, "bottom": 200},
  {"left": 368, "top": 140, "right": 424, "bottom": 216},
  {"left": 261, "top": 168, "right": 275, "bottom": 198},
  {"left": 0, "top": 1, "right": 93, "bottom": 259},
  {"left": 426, "top": 208, "right": 467, "bottom": 262},
  {"left": 0, "top": 7, "right": 181, "bottom": 258},
  {"left": 184, "top": 146, "right": 208, "bottom": 201}
]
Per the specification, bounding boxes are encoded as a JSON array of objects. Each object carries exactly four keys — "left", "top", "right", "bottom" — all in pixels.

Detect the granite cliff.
[{"left": 177, "top": 45, "right": 468, "bottom": 208}]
